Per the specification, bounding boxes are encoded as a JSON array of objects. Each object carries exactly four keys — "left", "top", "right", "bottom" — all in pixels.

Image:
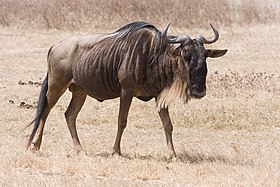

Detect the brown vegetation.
[
  {"left": 0, "top": 0, "right": 280, "bottom": 186},
  {"left": 0, "top": 0, "right": 279, "bottom": 30}
]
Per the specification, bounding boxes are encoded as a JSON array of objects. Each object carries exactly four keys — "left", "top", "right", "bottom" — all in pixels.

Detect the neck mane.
[{"left": 156, "top": 55, "right": 190, "bottom": 110}]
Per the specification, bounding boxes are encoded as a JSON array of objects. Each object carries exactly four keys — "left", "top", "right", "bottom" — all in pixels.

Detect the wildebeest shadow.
[
  {"left": 93, "top": 150, "right": 254, "bottom": 166},
  {"left": 177, "top": 151, "right": 254, "bottom": 166},
  {"left": 94, "top": 151, "right": 168, "bottom": 162}
]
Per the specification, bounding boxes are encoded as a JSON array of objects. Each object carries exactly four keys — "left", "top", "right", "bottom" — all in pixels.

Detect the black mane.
[{"left": 113, "top": 21, "right": 159, "bottom": 39}]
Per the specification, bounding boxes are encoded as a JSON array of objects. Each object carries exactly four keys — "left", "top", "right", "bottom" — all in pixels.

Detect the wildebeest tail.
[{"left": 26, "top": 73, "right": 48, "bottom": 150}]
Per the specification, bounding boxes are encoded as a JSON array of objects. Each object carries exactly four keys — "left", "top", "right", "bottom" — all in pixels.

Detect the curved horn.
[
  {"left": 162, "top": 23, "right": 191, "bottom": 45},
  {"left": 198, "top": 24, "right": 219, "bottom": 44},
  {"left": 162, "top": 23, "right": 171, "bottom": 40},
  {"left": 168, "top": 35, "right": 191, "bottom": 45}
]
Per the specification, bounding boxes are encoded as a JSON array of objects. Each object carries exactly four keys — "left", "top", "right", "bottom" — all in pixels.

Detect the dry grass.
[
  {"left": 0, "top": 0, "right": 280, "bottom": 186},
  {"left": 0, "top": 0, "right": 279, "bottom": 30},
  {"left": 0, "top": 24, "right": 279, "bottom": 186}
]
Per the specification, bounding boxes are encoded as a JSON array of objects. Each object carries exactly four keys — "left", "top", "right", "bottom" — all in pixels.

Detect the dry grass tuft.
[{"left": 209, "top": 71, "right": 279, "bottom": 92}]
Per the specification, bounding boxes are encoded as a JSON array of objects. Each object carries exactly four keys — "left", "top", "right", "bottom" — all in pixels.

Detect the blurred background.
[{"left": 0, "top": 0, "right": 279, "bottom": 31}]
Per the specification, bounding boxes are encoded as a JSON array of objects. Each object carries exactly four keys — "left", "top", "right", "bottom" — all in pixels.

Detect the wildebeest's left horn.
[
  {"left": 168, "top": 35, "right": 191, "bottom": 45},
  {"left": 197, "top": 24, "right": 219, "bottom": 44},
  {"left": 162, "top": 23, "right": 191, "bottom": 45},
  {"left": 162, "top": 23, "right": 171, "bottom": 40}
]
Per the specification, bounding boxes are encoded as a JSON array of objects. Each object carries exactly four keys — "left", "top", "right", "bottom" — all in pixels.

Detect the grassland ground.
[{"left": 0, "top": 23, "right": 280, "bottom": 186}]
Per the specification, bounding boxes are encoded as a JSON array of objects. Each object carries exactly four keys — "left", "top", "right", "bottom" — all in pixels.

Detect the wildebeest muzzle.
[{"left": 189, "top": 83, "right": 206, "bottom": 99}]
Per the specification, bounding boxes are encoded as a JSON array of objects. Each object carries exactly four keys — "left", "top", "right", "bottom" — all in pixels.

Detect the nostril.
[{"left": 192, "top": 84, "right": 198, "bottom": 90}]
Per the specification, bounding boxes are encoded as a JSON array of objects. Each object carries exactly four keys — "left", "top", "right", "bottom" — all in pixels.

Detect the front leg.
[
  {"left": 112, "top": 89, "right": 133, "bottom": 155},
  {"left": 158, "top": 107, "right": 176, "bottom": 159}
]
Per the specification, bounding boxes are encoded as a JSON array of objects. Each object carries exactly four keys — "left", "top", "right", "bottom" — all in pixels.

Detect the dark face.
[
  {"left": 168, "top": 40, "right": 227, "bottom": 99},
  {"left": 182, "top": 40, "right": 208, "bottom": 98}
]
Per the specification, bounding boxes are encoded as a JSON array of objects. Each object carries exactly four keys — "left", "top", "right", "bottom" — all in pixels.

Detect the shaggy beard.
[{"left": 156, "top": 78, "right": 190, "bottom": 111}]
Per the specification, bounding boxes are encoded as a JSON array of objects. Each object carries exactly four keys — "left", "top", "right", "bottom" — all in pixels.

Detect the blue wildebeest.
[{"left": 27, "top": 22, "right": 227, "bottom": 159}]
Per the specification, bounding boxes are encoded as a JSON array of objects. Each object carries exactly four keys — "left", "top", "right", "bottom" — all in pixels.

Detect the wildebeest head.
[{"left": 163, "top": 24, "right": 227, "bottom": 99}]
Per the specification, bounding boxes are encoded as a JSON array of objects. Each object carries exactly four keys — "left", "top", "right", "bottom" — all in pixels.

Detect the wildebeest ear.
[
  {"left": 207, "top": 49, "right": 227, "bottom": 58},
  {"left": 167, "top": 49, "right": 181, "bottom": 58}
]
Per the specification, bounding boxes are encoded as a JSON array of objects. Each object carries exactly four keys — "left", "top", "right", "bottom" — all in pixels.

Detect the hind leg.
[
  {"left": 64, "top": 84, "right": 87, "bottom": 153},
  {"left": 32, "top": 79, "right": 69, "bottom": 150}
]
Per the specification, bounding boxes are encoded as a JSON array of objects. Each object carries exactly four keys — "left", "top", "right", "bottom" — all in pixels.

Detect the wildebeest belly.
[{"left": 73, "top": 59, "right": 121, "bottom": 101}]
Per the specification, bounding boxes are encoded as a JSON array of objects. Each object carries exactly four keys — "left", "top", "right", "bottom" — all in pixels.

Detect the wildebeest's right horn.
[
  {"left": 168, "top": 35, "right": 191, "bottom": 45},
  {"left": 162, "top": 23, "right": 191, "bottom": 45}
]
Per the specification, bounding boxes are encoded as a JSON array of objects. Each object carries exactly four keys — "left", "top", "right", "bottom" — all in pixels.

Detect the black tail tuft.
[{"left": 26, "top": 74, "right": 48, "bottom": 150}]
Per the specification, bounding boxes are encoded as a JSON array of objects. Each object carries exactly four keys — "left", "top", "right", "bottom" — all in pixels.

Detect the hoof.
[
  {"left": 170, "top": 156, "right": 179, "bottom": 162},
  {"left": 74, "top": 145, "right": 83, "bottom": 154},
  {"left": 76, "top": 150, "right": 88, "bottom": 156},
  {"left": 167, "top": 154, "right": 178, "bottom": 162},
  {"left": 112, "top": 149, "right": 121, "bottom": 156},
  {"left": 30, "top": 142, "right": 41, "bottom": 151}
]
